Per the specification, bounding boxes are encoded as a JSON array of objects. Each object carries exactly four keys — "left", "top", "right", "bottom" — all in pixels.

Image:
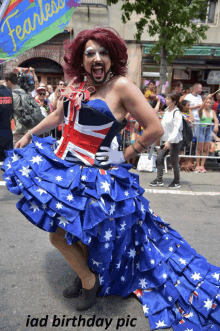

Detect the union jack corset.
[{"left": 53, "top": 97, "right": 127, "bottom": 167}]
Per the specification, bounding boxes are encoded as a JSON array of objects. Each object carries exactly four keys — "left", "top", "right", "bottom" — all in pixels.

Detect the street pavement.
[{"left": 0, "top": 165, "right": 220, "bottom": 331}]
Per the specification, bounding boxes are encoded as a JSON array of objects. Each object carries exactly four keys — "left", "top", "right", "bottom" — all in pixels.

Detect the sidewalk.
[{"left": 132, "top": 166, "right": 220, "bottom": 194}]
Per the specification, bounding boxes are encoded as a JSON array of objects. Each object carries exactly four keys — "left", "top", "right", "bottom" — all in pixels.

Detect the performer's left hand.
[{"left": 96, "top": 147, "right": 125, "bottom": 166}]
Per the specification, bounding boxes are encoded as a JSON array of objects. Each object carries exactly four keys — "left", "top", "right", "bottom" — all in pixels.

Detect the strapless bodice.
[{"left": 54, "top": 98, "right": 126, "bottom": 167}]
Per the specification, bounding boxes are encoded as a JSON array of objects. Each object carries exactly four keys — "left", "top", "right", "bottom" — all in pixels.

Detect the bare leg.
[
  {"left": 201, "top": 142, "right": 209, "bottom": 168},
  {"left": 196, "top": 143, "right": 202, "bottom": 168},
  {"left": 50, "top": 228, "right": 95, "bottom": 289}
]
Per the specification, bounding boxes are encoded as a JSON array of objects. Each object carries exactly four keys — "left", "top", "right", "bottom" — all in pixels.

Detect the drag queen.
[{"left": 2, "top": 28, "right": 220, "bottom": 330}]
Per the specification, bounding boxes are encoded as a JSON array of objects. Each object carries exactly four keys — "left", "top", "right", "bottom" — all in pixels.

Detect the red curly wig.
[{"left": 63, "top": 28, "right": 128, "bottom": 82}]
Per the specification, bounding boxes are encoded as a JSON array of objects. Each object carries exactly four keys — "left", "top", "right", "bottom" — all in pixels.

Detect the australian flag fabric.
[{"left": 2, "top": 100, "right": 220, "bottom": 330}]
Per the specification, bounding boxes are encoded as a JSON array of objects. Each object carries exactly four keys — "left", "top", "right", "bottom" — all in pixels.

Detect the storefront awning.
[{"left": 143, "top": 44, "right": 220, "bottom": 57}]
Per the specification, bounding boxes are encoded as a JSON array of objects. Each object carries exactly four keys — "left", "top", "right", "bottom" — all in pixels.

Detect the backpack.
[
  {"left": 12, "top": 89, "right": 44, "bottom": 128},
  {"left": 173, "top": 109, "right": 193, "bottom": 147}
]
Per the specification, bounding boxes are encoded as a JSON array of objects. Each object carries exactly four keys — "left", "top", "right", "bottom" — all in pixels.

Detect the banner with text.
[{"left": 0, "top": 0, "right": 80, "bottom": 59}]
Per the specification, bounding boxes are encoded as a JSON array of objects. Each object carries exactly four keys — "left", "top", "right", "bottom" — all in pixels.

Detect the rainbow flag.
[{"left": 0, "top": 0, "right": 81, "bottom": 59}]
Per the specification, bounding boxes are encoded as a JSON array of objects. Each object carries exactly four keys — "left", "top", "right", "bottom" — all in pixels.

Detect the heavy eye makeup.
[{"left": 84, "top": 47, "right": 109, "bottom": 57}]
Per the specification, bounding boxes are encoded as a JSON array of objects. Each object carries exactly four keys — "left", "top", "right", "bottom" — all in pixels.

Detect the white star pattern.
[
  {"left": 11, "top": 153, "right": 21, "bottom": 162},
  {"left": 87, "top": 237, "right": 91, "bottom": 244},
  {"left": 66, "top": 194, "right": 73, "bottom": 202},
  {"left": 155, "top": 320, "right": 167, "bottom": 329},
  {"left": 212, "top": 273, "right": 220, "bottom": 281},
  {"left": 139, "top": 278, "right": 147, "bottom": 289},
  {"left": 50, "top": 220, "right": 54, "bottom": 226},
  {"left": 35, "top": 141, "right": 44, "bottom": 149},
  {"left": 191, "top": 272, "right": 202, "bottom": 281},
  {"left": 115, "top": 261, "right": 121, "bottom": 269},
  {"left": 35, "top": 176, "right": 42, "bottom": 182},
  {"left": 105, "top": 243, "right": 110, "bottom": 249},
  {"left": 124, "top": 190, "right": 129, "bottom": 197},
  {"left": 17, "top": 179, "right": 22, "bottom": 186},
  {"left": 109, "top": 203, "right": 116, "bottom": 215},
  {"left": 5, "top": 177, "right": 10, "bottom": 180},
  {"left": 42, "top": 204, "right": 47, "bottom": 209},
  {"left": 6, "top": 162, "right": 11, "bottom": 169},
  {"left": 169, "top": 247, "right": 174, "bottom": 252},
  {"left": 99, "top": 275, "right": 104, "bottom": 285},
  {"left": 141, "top": 203, "right": 146, "bottom": 214},
  {"left": 165, "top": 236, "right": 169, "bottom": 240},
  {"left": 136, "top": 262, "right": 140, "bottom": 270},
  {"left": 179, "top": 258, "right": 187, "bottom": 265},
  {"left": 143, "top": 304, "right": 149, "bottom": 314},
  {"left": 150, "top": 259, "right": 155, "bottom": 265},
  {"left": 81, "top": 175, "right": 87, "bottom": 181},
  {"left": 148, "top": 229, "right": 151, "bottom": 234},
  {"left": 162, "top": 273, "right": 167, "bottom": 279},
  {"left": 141, "top": 246, "right": 144, "bottom": 252},
  {"left": 30, "top": 155, "right": 43, "bottom": 165},
  {"left": 57, "top": 216, "right": 69, "bottom": 227},
  {"left": 168, "top": 296, "right": 173, "bottom": 301},
  {"left": 120, "top": 221, "right": 126, "bottom": 231},
  {"left": 121, "top": 276, "right": 126, "bottom": 282},
  {"left": 92, "top": 259, "right": 102, "bottom": 267},
  {"left": 100, "top": 181, "right": 110, "bottom": 192},
  {"left": 135, "top": 241, "right": 139, "bottom": 246},
  {"left": 105, "top": 287, "right": 110, "bottom": 294},
  {"left": 128, "top": 248, "right": 136, "bottom": 258},
  {"left": 104, "top": 229, "right": 113, "bottom": 241},
  {"left": 203, "top": 298, "right": 213, "bottom": 311},
  {"left": 36, "top": 187, "right": 47, "bottom": 195},
  {"left": 55, "top": 175, "right": 63, "bottom": 182},
  {"left": 184, "top": 329, "right": 193, "bottom": 331},
  {"left": 185, "top": 312, "right": 194, "bottom": 318},
  {"left": 19, "top": 165, "right": 32, "bottom": 177},
  {"left": 56, "top": 202, "right": 63, "bottom": 210},
  {"left": 29, "top": 203, "right": 40, "bottom": 213}
]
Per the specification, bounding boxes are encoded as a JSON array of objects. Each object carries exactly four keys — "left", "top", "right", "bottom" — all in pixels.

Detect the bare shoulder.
[{"left": 113, "top": 76, "right": 136, "bottom": 92}]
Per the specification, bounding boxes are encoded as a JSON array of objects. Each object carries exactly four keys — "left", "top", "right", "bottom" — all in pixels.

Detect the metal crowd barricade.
[
  {"left": 163, "top": 122, "right": 220, "bottom": 173},
  {"left": 43, "top": 120, "right": 220, "bottom": 172},
  {"left": 120, "top": 120, "right": 220, "bottom": 172}
]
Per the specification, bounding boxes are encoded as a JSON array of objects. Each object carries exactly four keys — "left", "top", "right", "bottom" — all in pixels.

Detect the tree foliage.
[{"left": 107, "top": 0, "right": 210, "bottom": 64}]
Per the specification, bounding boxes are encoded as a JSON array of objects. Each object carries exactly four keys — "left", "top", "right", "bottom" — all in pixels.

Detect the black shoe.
[
  {"left": 76, "top": 274, "right": 100, "bottom": 311},
  {"left": 168, "top": 182, "right": 181, "bottom": 188},
  {"left": 63, "top": 276, "right": 82, "bottom": 298},
  {"left": 149, "top": 179, "right": 164, "bottom": 187}
]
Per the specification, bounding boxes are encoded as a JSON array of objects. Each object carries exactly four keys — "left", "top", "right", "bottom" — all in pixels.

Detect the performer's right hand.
[{"left": 15, "top": 134, "right": 32, "bottom": 149}]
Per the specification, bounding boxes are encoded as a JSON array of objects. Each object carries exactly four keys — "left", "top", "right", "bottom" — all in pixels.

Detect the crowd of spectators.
[
  {"left": 0, "top": 70, "right": 220, "bottom": 174},
  {"left": 123, "top": 79, "right": 220, "bottom": 174},
  {"left": 0, "top": 68, "right": 67, "bottom": 161}
]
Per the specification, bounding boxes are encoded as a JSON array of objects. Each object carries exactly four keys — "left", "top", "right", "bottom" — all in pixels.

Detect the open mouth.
[{"left": 92, "top": 66, "right": 105, "bottom": 79}]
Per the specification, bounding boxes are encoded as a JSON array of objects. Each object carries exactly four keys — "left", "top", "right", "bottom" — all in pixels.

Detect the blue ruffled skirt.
[{"left": 2, "top": 135, "right": 220, "bottom": 330}]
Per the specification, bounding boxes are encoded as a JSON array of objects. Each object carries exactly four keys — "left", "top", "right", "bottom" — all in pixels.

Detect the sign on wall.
[{"left": 0, "top": 0, "right": 81, "bottom": 59}]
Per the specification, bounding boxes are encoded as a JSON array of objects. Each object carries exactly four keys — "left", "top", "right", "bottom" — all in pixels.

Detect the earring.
[{"left": 84, "top": 75, "right": 87, "bottom": 82}]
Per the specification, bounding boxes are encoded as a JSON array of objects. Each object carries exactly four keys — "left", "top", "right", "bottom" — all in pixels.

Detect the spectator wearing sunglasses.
[{"left": 35, "top": 87, "right": 53, "bottom": 117}]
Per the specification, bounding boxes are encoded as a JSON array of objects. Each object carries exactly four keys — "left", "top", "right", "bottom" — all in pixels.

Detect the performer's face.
[{"left": 83, "top": 40, "right": 112, "bottom": 85}]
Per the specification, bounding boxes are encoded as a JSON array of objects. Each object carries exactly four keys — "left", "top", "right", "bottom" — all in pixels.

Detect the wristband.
[
  {"left": 28, "top": 130, "right": 33, "bottom": 138},
  {"left": 137, "top": 140, "right": 148, "bottom": 149},
  {"left": 132, "top": 143, "right": 139, "bottom": 154}
]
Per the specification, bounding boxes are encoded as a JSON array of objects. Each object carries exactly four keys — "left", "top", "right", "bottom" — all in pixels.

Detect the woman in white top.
[{"left": 150, "top": 91, "right": 183, "bottom": 188}]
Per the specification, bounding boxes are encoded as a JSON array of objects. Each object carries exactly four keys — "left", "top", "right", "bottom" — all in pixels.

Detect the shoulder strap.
[{"left": 173, "top": 109, "right": 181, "bottom": 119}]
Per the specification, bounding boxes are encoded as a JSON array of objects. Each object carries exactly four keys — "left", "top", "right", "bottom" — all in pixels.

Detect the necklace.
[{"left": 84, "top": 73, "right": 114, "bottom": 94}]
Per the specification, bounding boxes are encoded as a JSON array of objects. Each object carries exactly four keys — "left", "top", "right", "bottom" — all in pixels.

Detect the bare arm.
[
  {"left": 213, "top": 110, "right": 219, "bottom": 133},
  {"left": 153, "top": 97, "right": 161, "bottom": 114},
  {"left": 116, "top": 78, "right": 164, "bottom": 160}
]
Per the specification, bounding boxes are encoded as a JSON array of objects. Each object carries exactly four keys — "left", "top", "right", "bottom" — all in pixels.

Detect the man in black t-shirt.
[{"left": 0, "top": 82, "right": 13, "bottom": 161}]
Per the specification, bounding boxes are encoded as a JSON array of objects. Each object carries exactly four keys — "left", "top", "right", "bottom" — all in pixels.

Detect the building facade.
[{"left": 2, "top": 0, "right": 220, "bottom": 92}]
